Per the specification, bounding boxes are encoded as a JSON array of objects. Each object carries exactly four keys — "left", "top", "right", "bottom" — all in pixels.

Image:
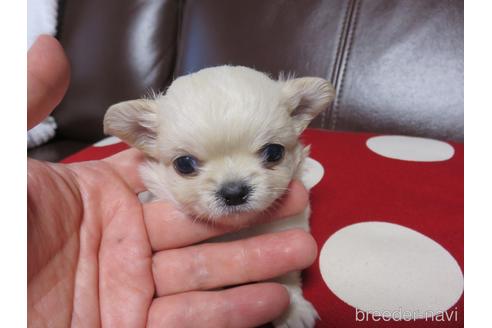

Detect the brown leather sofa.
[{"left": 28, "top": 0, "right": 464, "bottom": 162}]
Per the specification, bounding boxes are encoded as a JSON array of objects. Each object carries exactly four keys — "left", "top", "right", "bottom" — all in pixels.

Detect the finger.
[
  {"left": 152, "top": 229, "right": 317, "bottom": 296},
  {"left": 103, "top": 148, "right": 147, "bottom": 193},
  {"left": 143, "top": 180, "right": 309, "bottom": 251},
  {"left": 147, "top": 283, "right": 289, "bottom": 328},
  {"left": 27, "top": 35, "right": 70, "bottom": 129}
]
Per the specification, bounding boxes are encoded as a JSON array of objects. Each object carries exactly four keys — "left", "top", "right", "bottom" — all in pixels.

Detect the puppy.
[{"left": 104, "top": 66, "right": 335, "bottom": 327}]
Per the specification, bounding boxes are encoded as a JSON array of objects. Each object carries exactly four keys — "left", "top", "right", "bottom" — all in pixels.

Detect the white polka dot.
[
  {"left": 366, "top": 136, "right": 454, "bottom": 162},
  {"left": 319, "top": 222, "right": 463, "bottom": 319},
  {"left": 93, "top": 136, "right": 122, "bottom": 147},
  {"left": 300, "top": 157, "right": 325, "bottom": 190}
]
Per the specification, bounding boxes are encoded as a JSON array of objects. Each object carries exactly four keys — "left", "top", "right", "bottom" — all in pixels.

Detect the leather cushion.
[
  {"left": 53, "top": 0, "right": 179, "bottom": 142},
  {"left": 330, "top": 0, "right": 464, "bottom": 141},
  {"left": 174, "top": 0, "right": 463, "bottom": 141}
]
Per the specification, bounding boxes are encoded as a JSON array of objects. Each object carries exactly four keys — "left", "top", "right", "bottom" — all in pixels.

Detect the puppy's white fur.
[{"left": 104, "top": 66, "right": 335, "bottom": 327}]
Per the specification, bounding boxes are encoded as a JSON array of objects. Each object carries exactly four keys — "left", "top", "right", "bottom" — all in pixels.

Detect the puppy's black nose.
[{"left": 218, "top": 181, "right": 251, "bottom": 206}]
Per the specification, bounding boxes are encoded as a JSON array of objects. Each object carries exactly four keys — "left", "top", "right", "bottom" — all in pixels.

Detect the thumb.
[{"left": 27, "top": 35, "right": 70, "bottom": 130}]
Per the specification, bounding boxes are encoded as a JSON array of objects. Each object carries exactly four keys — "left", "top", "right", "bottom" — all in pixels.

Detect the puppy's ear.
[
  {"left": 103, "top": 99, "right": 158, "bottom": 157},
  {"left": 281, "top": 77, "right": 335, "bottom": 134}
]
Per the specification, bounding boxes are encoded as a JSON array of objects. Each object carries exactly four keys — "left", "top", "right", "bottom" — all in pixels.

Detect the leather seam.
[
  {"left": 171, "top": 0, "right": 185, "bottom": 80},
  {"left": 331, "top": 0, "right": 361, "bottom": 130},
  {"left": 321, "top": 0, "right": 353, "bottom": 128}
]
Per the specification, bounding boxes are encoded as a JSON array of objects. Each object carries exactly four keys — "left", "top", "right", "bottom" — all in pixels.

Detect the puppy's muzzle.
[{"left": 217, "top": 181, "right": 251, "bottom": 206}]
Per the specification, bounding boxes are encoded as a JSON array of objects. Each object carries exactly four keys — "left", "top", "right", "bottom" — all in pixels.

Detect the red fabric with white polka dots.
[
  {"left": 62, "top": 129, "right": 464, "bottom": 327},
  {"left": 301, "top": 129, "right": 463, "bottom": 327}
]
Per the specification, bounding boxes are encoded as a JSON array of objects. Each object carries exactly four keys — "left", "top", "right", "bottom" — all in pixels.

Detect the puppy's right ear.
[{"left": 103, "top": 99, "right": 158, "bottom": 157}]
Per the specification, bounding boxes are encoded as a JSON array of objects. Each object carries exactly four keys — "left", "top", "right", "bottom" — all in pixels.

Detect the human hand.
[{"left": 27, "top": 36, "right": 317, "bottom": 327}]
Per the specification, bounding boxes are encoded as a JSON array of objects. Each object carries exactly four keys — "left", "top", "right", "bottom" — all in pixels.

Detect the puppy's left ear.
[{"left": 281, "top": 77, "right": 335, "bottom": 134}]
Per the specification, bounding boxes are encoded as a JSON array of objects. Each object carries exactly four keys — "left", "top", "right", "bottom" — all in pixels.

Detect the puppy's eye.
[
  {"left": 261, "top": 144, "right": 285, "bottom": 164},
  {"left": 173, "top": 155, "right": 199, "bottom": 175}
]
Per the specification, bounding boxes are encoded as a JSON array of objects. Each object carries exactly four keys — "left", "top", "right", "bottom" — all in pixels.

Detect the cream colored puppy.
[{"left": 104, "top": 66, "right": 335, "bottom": 327}]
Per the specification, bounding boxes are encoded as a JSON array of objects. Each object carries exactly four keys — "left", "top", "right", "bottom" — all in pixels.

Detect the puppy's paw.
[{"left": 273, "top": 293, "right": 319, "bottom": 328}]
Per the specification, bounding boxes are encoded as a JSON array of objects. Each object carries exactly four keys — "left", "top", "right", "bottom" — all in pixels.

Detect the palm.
[
  {"left": 28, "top": 153, "right": 153, "bottom": 327},
  {"left": 74, "top": 161, "right": 153, "bottom": 326}
]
